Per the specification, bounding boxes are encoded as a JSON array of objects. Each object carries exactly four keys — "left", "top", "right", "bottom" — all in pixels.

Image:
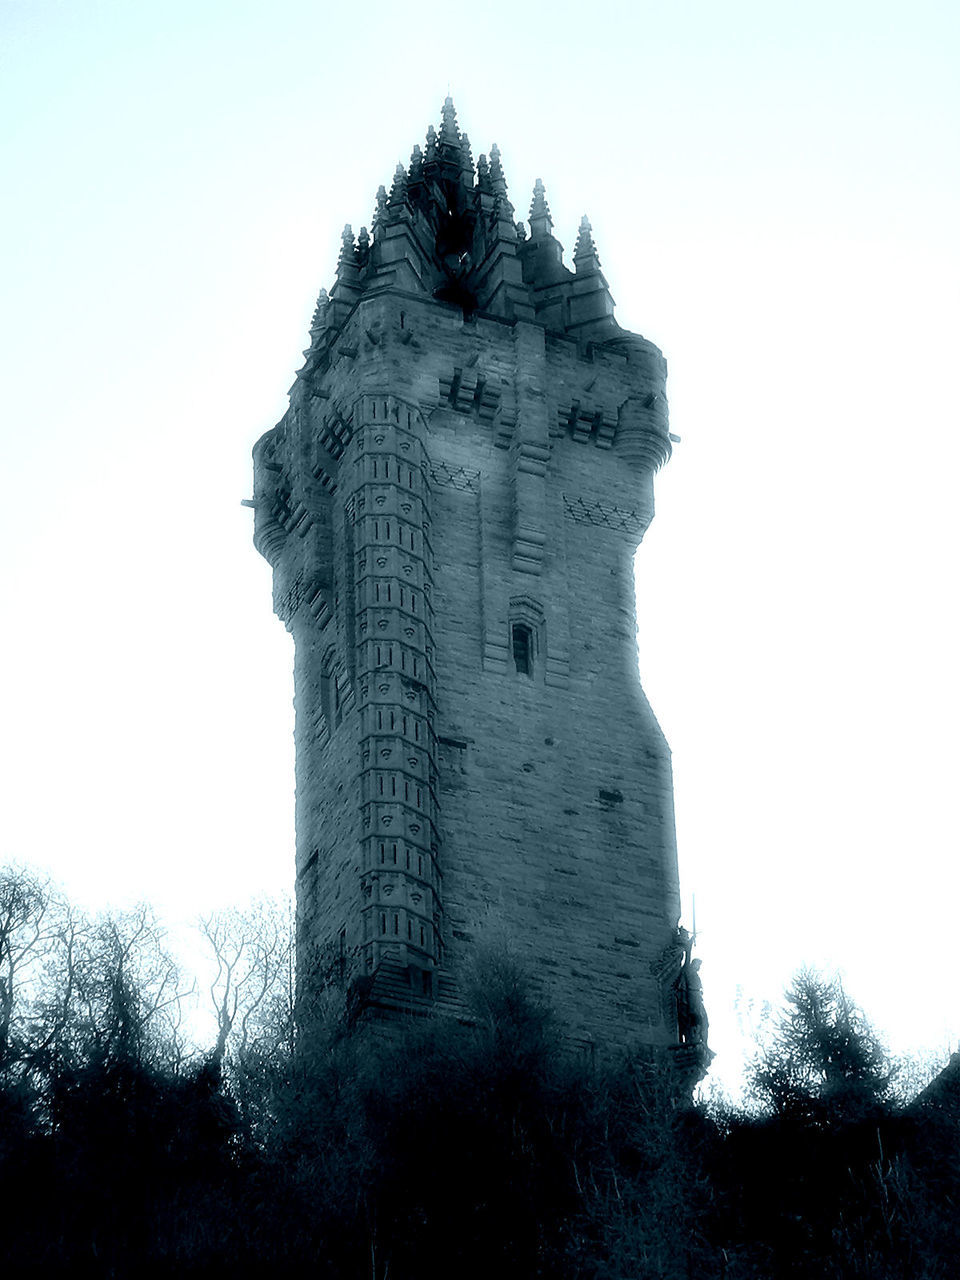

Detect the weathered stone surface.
[{"left": 251, "top": 100, "right": 680, "bottom": 1053}]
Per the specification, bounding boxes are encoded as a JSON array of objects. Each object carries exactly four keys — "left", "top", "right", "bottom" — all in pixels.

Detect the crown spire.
[
  {"left": 424, "top": 123, "right": 438, "bottom": 165},
  {"left": 489, "top": 143, "right": 507, "bottom": 196},
  {"left": 439, "top": 95, "right": 460, "bottom": 149},
  {"left": 337, "top": 224, "right": 357, "bottom": 270},
  {"left": 528, "top": 179, "right": 553, "bottom": 240},
  {"left": 309, "top": 286, "right": 329, "bottom": 340},
  {"left": 388, "top": 162, "right": 408, "bottom": 207},
  {"left": 573, "top": 214, "right": 601, "bottom": 272},
  {"left": 371, "top": 184, "right": 388, "bottom": 236},
  {"left": 408, "top": 143, "right": 424, "bottom": 185},
  {"left": 459, "top": 131, "right": 475, "bottom": 183},
  {"left": 488, "top": 143, "right": 515, "bottom": 222}
]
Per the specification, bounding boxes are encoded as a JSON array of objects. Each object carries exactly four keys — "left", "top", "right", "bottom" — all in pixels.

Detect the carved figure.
[{"left": 677, "top": 957, "right": 708, "bottom": 1047}]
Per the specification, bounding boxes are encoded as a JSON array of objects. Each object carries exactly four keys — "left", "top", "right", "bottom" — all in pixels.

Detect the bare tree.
[
  {"left": 199, "top": 895, "right": 294, "bottom": 1067},
  {"left": 0, "top": 866, "right": 51, "bottom": 1070}
]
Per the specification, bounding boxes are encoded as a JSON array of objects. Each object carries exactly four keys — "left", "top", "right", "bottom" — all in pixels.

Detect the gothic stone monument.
[{"left": 251, "top": 99, "right": 685, "bottom": 1055}]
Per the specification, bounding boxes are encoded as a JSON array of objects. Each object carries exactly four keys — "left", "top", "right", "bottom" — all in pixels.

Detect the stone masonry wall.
[{"left": 254, "top": 285, "right": 679, "bottom": 1051}]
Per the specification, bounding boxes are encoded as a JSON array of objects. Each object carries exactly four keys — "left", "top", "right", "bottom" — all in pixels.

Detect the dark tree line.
[{"left": 0, "top": 865, "right": 957, "bottom": 1278}]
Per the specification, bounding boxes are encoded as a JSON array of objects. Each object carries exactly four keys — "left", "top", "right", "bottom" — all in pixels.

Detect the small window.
[{"left": 512, "top": 623, "right": 533, "bottom": 676}]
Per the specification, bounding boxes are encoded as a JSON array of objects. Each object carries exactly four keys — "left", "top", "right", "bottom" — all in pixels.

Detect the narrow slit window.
[{"left": 512, "top": 623, "right": 533, "bottom": 676}]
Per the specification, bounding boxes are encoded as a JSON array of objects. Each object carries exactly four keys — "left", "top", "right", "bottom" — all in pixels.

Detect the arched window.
[{"left": 512, "top": 623, "right": 533, "bottom": 676}]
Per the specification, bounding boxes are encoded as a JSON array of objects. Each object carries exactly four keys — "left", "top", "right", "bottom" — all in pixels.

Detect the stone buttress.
[{"left": 251, "top": 99, "right": 690, "bottom": 1054}]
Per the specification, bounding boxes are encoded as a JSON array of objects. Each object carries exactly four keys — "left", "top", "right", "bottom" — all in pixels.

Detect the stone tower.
[{"left": 251, "top": 100, "right": 685, "bottom": 1055}]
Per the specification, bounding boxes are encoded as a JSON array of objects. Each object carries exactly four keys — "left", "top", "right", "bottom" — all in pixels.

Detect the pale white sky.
[{"left": 2, "top": 0, "right": 958, "bottom": 1088}]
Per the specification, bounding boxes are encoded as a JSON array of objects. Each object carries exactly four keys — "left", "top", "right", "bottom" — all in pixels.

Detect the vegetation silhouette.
[{"left": 0, "top": 867, "right": 956, "bottom": 1277}]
